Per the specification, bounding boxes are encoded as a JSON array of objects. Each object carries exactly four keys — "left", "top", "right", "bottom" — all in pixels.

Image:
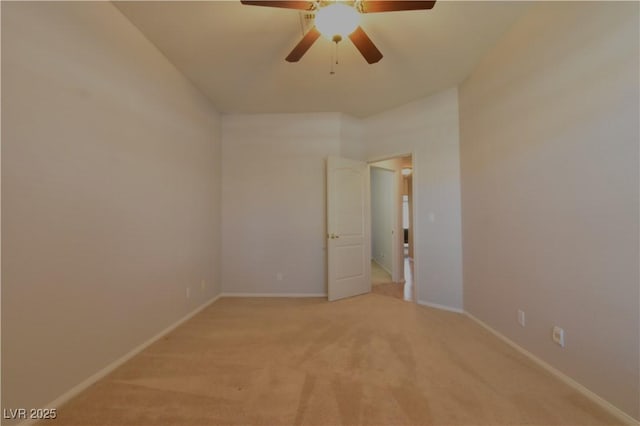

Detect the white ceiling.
[{"left": 115, "top": 1, "right": 530, "bottom": 118}]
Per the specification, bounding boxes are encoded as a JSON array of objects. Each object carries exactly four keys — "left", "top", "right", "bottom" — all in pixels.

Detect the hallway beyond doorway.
[{"left": 371, "top": 259, "right": 414, "bottom": 302}]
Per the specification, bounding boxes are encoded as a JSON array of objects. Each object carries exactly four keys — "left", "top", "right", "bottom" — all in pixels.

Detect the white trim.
[
  {"left": 221, "top": 292, "right": 327, "bottom": 298},
  {"left": 18, "top": 293, "right": 223, "bottom": 426},
  {"left": 465, "top": 311, "right": 639, "bottom": 426},
  {"left": 417, "top": 299, "right": 464, "bottom": 314}
]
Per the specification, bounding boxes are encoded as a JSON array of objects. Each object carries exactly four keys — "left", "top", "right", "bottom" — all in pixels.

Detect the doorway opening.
[{"left": 369, "top": 155, "right": 414, "bottom": 302}]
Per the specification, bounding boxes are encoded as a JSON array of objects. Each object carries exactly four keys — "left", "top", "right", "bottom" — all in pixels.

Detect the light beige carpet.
[{"left": 47, "top": 295, "right": 620, "bottom": 425}]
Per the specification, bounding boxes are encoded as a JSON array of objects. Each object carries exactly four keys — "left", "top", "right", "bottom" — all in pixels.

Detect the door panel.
[
  {"left": 335, "top": 245, "right": 365, "bottom": 278},
  {"left": 327, "top": 157, "right": 370, "bottom": 301}
]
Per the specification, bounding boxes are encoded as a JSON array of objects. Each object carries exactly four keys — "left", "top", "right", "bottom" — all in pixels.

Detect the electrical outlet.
[
  {"left": 276, "top": 272, "right": 283, "bottom": 281},
  {"left": 518, "top": 310, "right": 526, "bottom": 327},
  {"left": 552, "top": 326, "right": 565, "bottom": 347},
  {"left": 186, "top": 287, "right": 190, "bottom": 299}
]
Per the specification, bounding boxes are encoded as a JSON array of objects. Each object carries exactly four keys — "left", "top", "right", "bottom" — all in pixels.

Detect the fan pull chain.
[
  {"left": 330, "top": 41, "right": 340, "bottom": 75},
  {"left": 329, "top": 53, "right": 335, "bottom": 75},
  {"left": 330, "top": 43, "right": 336, "bottom": 75}
]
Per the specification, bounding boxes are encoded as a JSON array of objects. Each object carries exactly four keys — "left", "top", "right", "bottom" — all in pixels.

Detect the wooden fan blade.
[
  {"left": 360, "top": 0, "right": 436, "bottom": 13},
  {"left": 240, "top": 1, "right": 314, "bottom": 10},
  {"left": 348, "top": 26, "right": 383, "bottom": 64},
  {"left": 286, "top": 26, "right": 321, "bottom": 62}
]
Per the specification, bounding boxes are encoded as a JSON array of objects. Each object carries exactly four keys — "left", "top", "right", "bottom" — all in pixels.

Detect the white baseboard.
[
  {"left": 417, "top": 299, "right": 465, "bottom": 314},
  {"left": 465, "top": 311, "right": 639, "bottom": 426},
  {"left": 220, "top": 292, "right": 327, "bottom": 298},
  {"left": 18, "top": 293, "right": 223, "bottom": 426}
]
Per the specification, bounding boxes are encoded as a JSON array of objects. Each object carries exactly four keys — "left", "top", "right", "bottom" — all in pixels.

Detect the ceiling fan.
[{"left": 240, "top": 0, "right": 436, "bottom": 64}]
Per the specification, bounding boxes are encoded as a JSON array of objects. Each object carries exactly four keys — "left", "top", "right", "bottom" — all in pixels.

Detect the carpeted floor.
[{"left": 47, "top": 295, "right": 620, "bottom": 425}]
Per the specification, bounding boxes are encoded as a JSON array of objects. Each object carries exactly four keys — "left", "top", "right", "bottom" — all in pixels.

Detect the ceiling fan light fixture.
[{"left": 315, "top": 3, "right": 360, "bottom": 41}]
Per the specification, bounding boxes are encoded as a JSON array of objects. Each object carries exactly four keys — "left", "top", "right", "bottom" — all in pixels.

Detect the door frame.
[{"left": 367, "top": 152, "right": 417, "bottom": 300}]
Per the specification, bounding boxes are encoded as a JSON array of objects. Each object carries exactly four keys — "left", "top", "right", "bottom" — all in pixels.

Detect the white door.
[{"left": 327, "top": 156, "right": 371, "bottom": 301}]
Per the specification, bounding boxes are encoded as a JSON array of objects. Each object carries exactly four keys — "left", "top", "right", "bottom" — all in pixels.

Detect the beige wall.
[
  {"left": 1, "top": 1, "right": 222, "bottom": 415},
  {"left": 459, "top": 2, "right": 639, "bottom": 419},
  {"left": 339, "top": 114, "right": 366, "bottom": 161},
  {"left": 221, "top": 113, "right": 343, "bottom": 295},
  {"left": 371, "top": 167, "right": 395, "bottom": 273},
  {"left": 364, "top": 88, "right": 464, "bottom": 311},
  {"left": 370, "top": 158, "right": 404, "bottom": 283}
]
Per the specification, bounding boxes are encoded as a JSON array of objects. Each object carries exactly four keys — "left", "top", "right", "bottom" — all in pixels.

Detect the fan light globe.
[{"left": 315, "top": 3, "right": 360, "bottom": 41}]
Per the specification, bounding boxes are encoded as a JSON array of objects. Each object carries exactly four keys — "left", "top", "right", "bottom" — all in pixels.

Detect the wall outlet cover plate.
[{"left": 552, "top": 326, "right": 565, "bottom": 347}]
